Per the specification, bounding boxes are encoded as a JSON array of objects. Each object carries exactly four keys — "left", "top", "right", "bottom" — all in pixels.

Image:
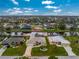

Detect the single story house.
[
  {"left": 2, "top": 37, "right": 24, "bottom": 46},
  {"left": 48, "top": 36, "right": 70, "bottom": 46}
]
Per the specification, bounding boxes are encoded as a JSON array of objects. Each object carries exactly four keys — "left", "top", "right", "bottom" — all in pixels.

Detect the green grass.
[
  {"left": 0, "top": 29, "right": 32, "bottom": 32},
  {"left": 31, "top": 45, "right": 68, "bottom": 56},
  {"left": 64, "top": 36, "right": 79, "bottom": 55},
  {"left": 0, "top": 45, "right": 2, "bottom": 48},
  {"left": 2, "top": 43, "right": 26, "bottom": 56},
  {"left": 45, "top": 36, "right": 50, "bottom": 46},
  {"left": 42, "top": 29, "right": 70, "bottom": 32}
]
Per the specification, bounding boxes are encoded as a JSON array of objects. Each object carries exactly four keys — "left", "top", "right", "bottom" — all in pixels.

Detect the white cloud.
[
  {"left": 34, "top": 10, "right": 39, "bottom": 12},
  {"left": 9, "top": 10, "right": 23, "bottom": 14},
  {"left": 13, "top": 7, "right": 20, "bottom": 10},
  {"left": 4, "top": 8, "right": 23, "bottom": 15},
  {"left": 25, "top": 0, "right": 30, "bottom": 2},
  {"left": 11, "top": 0, "right": 19, "bottom": 5},
  {"left": 4, "top": 7, "right": 39, "bottom": 15},
  {"left": 53, "top": 9, "right": 62, "bottom": 13},
  {"left": 42, "top": 0, "right": 55, "bottom": 4},
  {"left": 45, "top": 5, "right": 58, "bottom": 9},
  {"left": 24, "top": 8, "right": 33, "bottom": 11}
]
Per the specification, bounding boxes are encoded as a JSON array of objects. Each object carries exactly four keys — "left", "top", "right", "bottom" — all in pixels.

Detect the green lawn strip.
[
  {"left": 31, "top": 45, "right": 67, "bottom": 56},
  {"left": 0, "top": 29, "right": 32, "bottom": 32},
  {"left": 64, "top": 36, "right": 79, "bottom": 55},
  {"left": 45, "top": 36, "right": 50, "bottom": 46},
  {"left": 2, "top": 43, "right": 26, "bottom": 56},
  {"left": 0, "top": 45, "right": 2, "bottom": 48},
  {"left": 42, "top": 29, "right": 70, "bottom": 32}
]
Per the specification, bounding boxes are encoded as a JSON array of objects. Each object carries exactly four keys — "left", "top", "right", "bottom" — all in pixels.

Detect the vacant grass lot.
[
  {"left": 2, "top": 43, "right": 26, "bottom": 56},
  {"left": 64, "top": 36, "right": 79, "bottom": 55}
]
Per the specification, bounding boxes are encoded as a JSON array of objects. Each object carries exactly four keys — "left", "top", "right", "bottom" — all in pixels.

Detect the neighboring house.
[
  {"left": 11, "top": 32, "right": 23, "bottom": 36},
  {"left": 48, "top": 36, "right": 70, "bottom": 46},
  {"left": 65, "top": 24, "right": 73, "bottom": 29},
  {"left": 47, "top": 32, "right": 59, "bottom": 36},
  {"left": 35, "top": 32, "right": 47, "bottom": 37},
  {"left": 2, "top": 37, "right": 24, "bottom": 46},
  {"left": 19, "top": 24, "right": 31, "bottom": 30},
  {"left": 43, "top": 23, "right": 56, "bottom": 29},
  {"left": 64, "top": 32, "right": 78, "bottom": 36},
  {"left": 3, "top": 23, "right": 14, "bottom": 29},
  {"left": 5, "top": 32, "right": 23, "bottom": 36}
]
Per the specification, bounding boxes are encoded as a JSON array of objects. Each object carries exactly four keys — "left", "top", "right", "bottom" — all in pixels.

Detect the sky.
[{"left": 0, "top": 0, "right": 79, "bottom": 16}]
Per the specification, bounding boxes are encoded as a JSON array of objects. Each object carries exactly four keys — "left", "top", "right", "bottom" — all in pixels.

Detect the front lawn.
[
  {"left": 64, "top": 36, "right": 79, "bottom": 55},
  {"left": 31, "top": 45, "right": 67, "bottom": 56},
  {"left": 2, "top": 43, "right": 26, "bottom": 56}
]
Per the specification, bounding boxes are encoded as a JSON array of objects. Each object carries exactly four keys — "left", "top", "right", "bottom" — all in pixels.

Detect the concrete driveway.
[
  {"left": 0, "top": 46, "right": 7, "bottom": 56},
  {"left": 63, "top": 46, "right": 76, "bottom": 56},
  {"left": 23, "top": 32, "right": 36, "bottom": 57},
  {"left": 23, "top": 46, "right": 33, "bottom": 57}
]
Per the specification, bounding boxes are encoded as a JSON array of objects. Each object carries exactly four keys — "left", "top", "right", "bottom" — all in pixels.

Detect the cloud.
[
  {"left": 4, "top": 7, "right": 39, "bottom": 15},
  {"left": 24, "top": 8, "right": 33, "bottom": 11},
  {"left": 34, "top": 10, "right": 39, "bottom": 12},
  {"left": 53, "top": 9, "right": 62, "bottom": 13},
  {"left": 9, "top": 10, "right": 23, "bottom": 14},
  {"left": 45, "top": 5, "right": 58, "bottom": 9},
  {"left": 5, "top": 8, "right": 23, "bottom": 15},
  {"left": 25, "top": 0, "right": 30, "bottom": 2},
  {"left": 11, "top": 0, "right": 19, "bottom": 5},
  {"left": 42, "top": 0, "right": 55, "bottom": 4}
]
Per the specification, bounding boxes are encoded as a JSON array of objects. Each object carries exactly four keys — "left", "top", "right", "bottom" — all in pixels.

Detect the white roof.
[{"left": 48, "top": 36, "right": 70, "bottom": 44}]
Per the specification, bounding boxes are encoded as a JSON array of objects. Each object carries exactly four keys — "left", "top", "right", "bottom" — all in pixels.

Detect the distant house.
[
  {"left": 43, "top": 23, "right": 56, "bottom": 29},
  {"left": 64, "top": 32, "right": 78, "bottom": 36},
  {"left": 2, "top": 37, "right": 24, "bottom": 46},
  {"left": 65, "top": 24, "right": 73, "bottom": 29},
  {"left": 35, "top": 32, "right": 47, "bottom": 37},
  {"left": 3, "top": 23, "right": 14, "bottom": 29},
  {"left": 4, "top": 32, "right": 23, "bottom": 36},
  {"left": 19, "top": 24, "right": 31, "bottom": 30},
  {"left": 47, "top": 32, "right": 59, "bottom": 36}
]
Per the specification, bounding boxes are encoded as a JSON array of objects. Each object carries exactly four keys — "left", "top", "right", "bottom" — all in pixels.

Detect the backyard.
[{"left": 64, "top": 36, "right": 79, "bottom": 55}]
